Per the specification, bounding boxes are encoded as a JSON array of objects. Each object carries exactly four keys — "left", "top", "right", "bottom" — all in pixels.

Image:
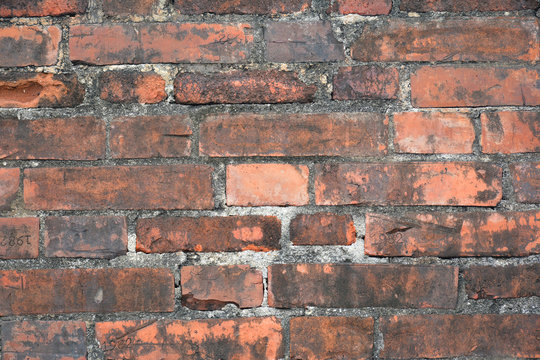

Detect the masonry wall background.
[{"left": 0, "top": 0, "right": 539, "bottom": 359}]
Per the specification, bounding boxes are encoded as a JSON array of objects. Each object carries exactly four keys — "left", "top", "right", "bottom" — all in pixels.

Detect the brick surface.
[
  {"left": 2, "top": 321, "right": 86, "bottom": 360},
  {"left": 351, "top": 18, "right": 539, "bottom": 62},
  {"left": 0, "top": 268, "right": 174, "bottom": 315},
  {"left": 181, "top": 265, "right": 263, "bottom": 310},
  {"left": 70, "top": 23, "right": 253, "bottom": 65},
  {"left": 333, "top": 66, "right": 399, "bottom": 100},
  {"left": 44, "top": 216, "right": 128, "bottom": 258},
  {"left": 290, "top": 317, "right": 374, "bottom": 360},
  {"left": 510, "top": 162, "right": 540, "bottom": 203},
  {"left": 0, "top": 73, "right": 84, "bottom": 108},
  {"left": 0, "top": 25, "right": 61, "bottom": 67},
  {"left": 99, "top": 71, "right": 166, "bottom": 104},
  {"left": 394, "top": 112, "right": 474, "bottom": 154},
  {"left": 411, "top": 67, "right": 540, "bottom": 107},
  {"left": 227, "top": 164, "right": 309, "bottom": 206},
  {"left": 290, "top": 213, "right": 356, "bottom": 246},
  {"left": 268, "top": 264, "right": 458, "bottom": 308},
  {"left": 24, "top": 165, "right": 214, "bottom": 210},
  {"left": 174, "top": 70, "right": 316, "bottom": 104},
  {"left": 200, "top": 112, "right": 387, "bottom": 157},
  {"left": 481, "top": 111, "right": 540, "bottom": 153},
  {"left": 0, "top": 0, "right": 88, "bottom": 17},
  {"left": 0, "top": 218, "right": 39, "bottom": 259},
  {"left": 464, "top": 264, "right": 540, "bottom": 299},
  {"left": 380, "top": 314, "right": 540, "bottom": 358},
  {"left": 328, "top": 0, "right": 392, "bottom": 14},
  {"left": 95, "top": 317, "right": 284, "bottom": 359},
  {"left": 136, "top": 216, "right": 281, "bottom": 253},
  {"left": 315, "top": 162, "right": 502, "bottom": 206},
  {"left": 0, "top": 168, "right": 19, "bottom": 210},
  {"left": 175, "top": 0, "right": 311, "bottom": 14},
  {"left": 0, "top": 117, "right": 105, "bottom": 160},
  {"left": 103, "top": 0, "right": 158, "bottom": 15},
  {"left": 400, "top": 0, "right": 539, "bottom": 12},
  {"left": 110, "top": 115, "right": 192, "bottom": 159},
  {"left": 365, "top": 211, "right": 540, "bottom": 257}
]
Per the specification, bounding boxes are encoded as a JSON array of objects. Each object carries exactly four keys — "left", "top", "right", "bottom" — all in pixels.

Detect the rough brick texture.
[
  {"left": 329, "top": 0, "right": 392, "bottom": 14},
  {"left": 333, "top": 66, "right": 399, "bottom": 100},
  {"left": 510, "top": 162, "right": 540, "bottom": 203},
  {"left": 400, "top": 0, "right": 539, "bottom": 12},
  {"left": 0, "top": 168, "right": 20, "bottom": 210},
  {"left": 481, "top": 111, "right": 540, "bottom": 153},
  {"left": 175, "top": 0, "right": 311, "bottom": 14},
  {"left": 290, "top": 213, "right": 356, "bottom": 246},
  {"left": 0, "top": 25, "right": 61, "bottom": 67},
  {"left": 99, "top": 71, "right": 166, "bottom": 104},
  {"left": 0, "top": 218, "right": 39, "bottom": 259},
  {"left": 0, "top": 0, "right": 88, "bottom": 17}
]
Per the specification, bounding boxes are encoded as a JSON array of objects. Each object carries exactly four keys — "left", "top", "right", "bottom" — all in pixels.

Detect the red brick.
[
  {"left": 99, "top": 71, "right": 166, "bottom": 104},
  {"left": 481, "top": 111, "right": 540, "bottom": 153},
  {"left": 103, "top": 0, "right": 158, "bottom": 16},
  {"left": 400, "top": 0, "right": 538, "bottom": 12},
  {"left": 352, "top": 18, "right": 539, "bottom": 62},
  {"left": 265, "top": 22, "right": 344, "bottom": 62},
  {"left": 200, "top": 112, "right": 387, "bottom": 157},
  {"left": 464, "top": 264, "right": 540, "bottom": 300},
  {"left": 333, "top": 66, "right": 399, "bottom": 100},
  {"left": 393, "top": 112, "right": 474, "bottom": 154},
  {"left": 175, "top": 70, "right": 316, "bottom": 104},
  {"left": 2, "top": 321, "right": 86, "bottom": 360},
  {"left": 24, "top": 165, "right": 214, "bottom": 210},
  {"left": 44, "top": 216, "right": 128, "bottom": 258},
  {"left": 110, "top": 115, "right": 192, "bottom": 159},
  {"left": 181, "top": 265, "right": 263, "bottom": 310},
  {"left": 0, "top": 73, "right": 84, "bottom": 108},
  {"left": 268, "top": 264, "right": 458, "bottom": 309},
  {"left": 70, "top": 23, "right": 253, "bottom": 65},
  {"left": 290, "top": 213, "right": 356, "bottom": 246},
  {"left": 328, "top": 0, "right": 392, "bottom": 14},
  {"left": 411, "top": 66, "right": 540, "bottom": 107},
  {"left": 0, "top": 168, "right": 19, "bottom": 210},
  {"left": 511, "top": 162, "right": 540, "bottom": 203},
  {"left": 0, "top": 117, "right": 105, "bottom": 160},
  {"left": 315, "top": 162, "right": 502, "bottom": 206},
  {"left": 380, "top": 314, "right": 539, "bottom": 358},
  {"left": 175, "top": 0, "right": 311, "bottom": 14},
  {"left": 136, "top": 216, "right": 281, "bottom": 253},
  {"left": 290, "top": 317, "right": 373, "bottom": 360},
  {"left": 0, "top": 218, "right": 39, "bottom": 259},
  {"left": 365, "top": 211, "right": 539, "bottom": 257},
  {"left": 0, "top": 268, "right": 174, "bottom": 315},
  {"left": 0, "top": 25, "right": 60, "bottom": 66},
  {"left": 0, "top": 0, "right": 88, "bottom": 17},
  {"left": 227, "top": 164, "right": 309, "bottom": 206},
  {"left": 95, "top": 317, "right": 284, "bottom": 359}
]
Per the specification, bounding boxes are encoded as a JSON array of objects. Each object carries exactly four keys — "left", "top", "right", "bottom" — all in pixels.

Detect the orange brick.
[
  {"left": 0, "top": 25, "right": 61, "bottom": 66},
  {"left": 481, "top": 111, "right": 540, "bottom": 153}
]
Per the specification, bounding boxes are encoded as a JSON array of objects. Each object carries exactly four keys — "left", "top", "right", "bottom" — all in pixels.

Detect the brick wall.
[{"left": 0, "top": 0, "right": 539, "bottom": 359}]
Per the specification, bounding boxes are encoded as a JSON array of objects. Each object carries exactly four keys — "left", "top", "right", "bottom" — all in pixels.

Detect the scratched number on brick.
[{"left": 0, "top": 232, "right": 31, "bottom": 247}]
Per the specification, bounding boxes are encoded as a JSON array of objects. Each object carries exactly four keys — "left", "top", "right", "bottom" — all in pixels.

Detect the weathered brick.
[
  {"left": 411, "top": 67, "right": 540, "bottom": 107},
  {"left": 290, "top": 317, "right": 374, "bottom": 360},
  {"left": 0, "top": 168, "right": 19, "bottom": 210},
  {"left": 0, "top": 73, "right": 84, "bottom": 108},
  {"left": 70, "top": 23, "right": 253, "bottom": 65},
  {"left": 290, "top": 213, "right": 356, "bottom": 246},
  {"left": 227, "top": 164, "right": 309, "bottom": 206},
  {"left": 2, "top": 321, "right": 86, "bottom": 360},
  {"left": 95, "top": 317, "right": 284, "bottom": 359},
  {"left": 110, "top": 115, "right": 192, "bottom": 159},
  {"left": 181, "top": 265, "right": 263, "bottom": 310},
  {"left": 0, "top": 25, "right": 61, "bottom": 67},
  {"left": 0, "top": 117, "right": 105, "bottom": 160},
  {"left": 393, "top": 112, "right": 474, "bottom": 154},
  {"left": 174, "top": 70, "right": 316, "bottom": 104},
  {"left": 510, "top": 162, "right": 540, "bottom": 203},
  {"left": 351, "top": 18, "right": 539, "bottom": 62},
  {"left": 103, "top": 0, "right": 158, "bottom": 16},
  {"left": 44, "top": 216, "right": 128, "bottom": 258},
  {"left": 365, "top": 211, "right": 539, "bottom": 257},
  {"left": 0, "top": 0, "right": 88, "bottom": 17},
  {"left": 464, "top": 264, "right": 540, "bottom": 300},
  {"left": 136, "top": 216, "right": 281, "bottom": 253},
  {"left": 99, "top": 71, "right": 166, "bottom": 104},
  {"left": 0, "top": 268, "right": 174, "bottom": 315},
  {"left": 268, "top": 264, "right": 458, "bottom": 309},
  {"left": 24, "top": 165, "right": 214, "bottom": 210},
  {"left": 265, "top": 21, "right": 344, "bottom": 62},
  {"left": 315, "top": 162, "right": 502, "bottom": 206},
  {"left": 400, "top": 0, "right": 539, "bottom": 12},
  {"left": 200, "top": 112, "right": 387, "bottom": 157},
  {"left": 481, "top": 111, "right": 540, "bottom": 153},
  {"left": 0, "top": 218, "right": 39, "bottom": 259},
  {"left": 175, "top": 0, "right": 311, "bottom": 14},
  {"left": 333, "top": 66, "right": 399, "bottom": 100},
  {"left": 328, "top": 0, "right": 392, "bottom": 14},
  {"left": 380, "top": 314, "right": 540, "bottom": 358}
]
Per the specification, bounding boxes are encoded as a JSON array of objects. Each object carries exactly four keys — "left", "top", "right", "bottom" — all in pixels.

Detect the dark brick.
[
  {"left": 0, "top": 218, "right": 39, "bottom": 259},
  {"left": 510, "top": 162, "right": 540, "bottom": 203},
  {"left": 333, "top": 66, "right": 399, "bottom": 100},
  {"left": 481, "top": 111, "right": 540, "bottom": 153},
  {"left": 0, "top": 0, "right": 88, "bottom": 17},
  {"left": 290, "top": 213, "right": 356, "bottom": 246},
  {"left": 0, "top": 168, "right": 19, "bottom": 210},
  {"left": 328, "top": 0, "right": 392, "bottom": 14},
  {"left": 99, "top": 71, "right": 166, "bottom": 104},
  {"left": 103, "top": 0, "right": 159, "bottom": 16},
  {"left": 0, "top": 25, "right": 61, "bottom": 67},
  {"left": 175, "top": 0, "right": 311, "bottom": 14},
  {"left": 464, "top": 264, "right": 540, "bottom": 299},
  {"left": 400, "top": 0, "right": 539, "bottom": 12}
]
